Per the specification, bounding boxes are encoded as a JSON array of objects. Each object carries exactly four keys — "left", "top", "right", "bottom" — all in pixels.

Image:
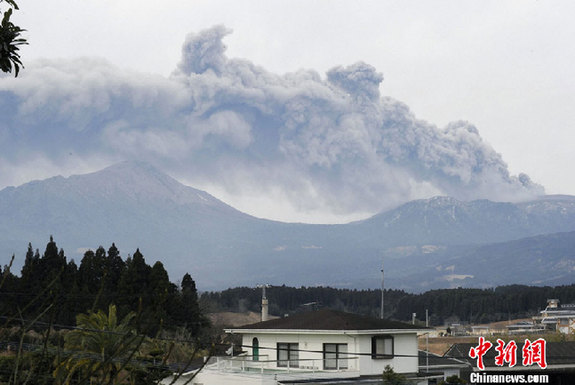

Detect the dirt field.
[{"left": 419, "top": 336, "right": 478, "bottom": 355}]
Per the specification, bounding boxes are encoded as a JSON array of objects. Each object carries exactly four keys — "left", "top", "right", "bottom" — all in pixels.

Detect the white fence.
[{"left": 205, "top": 355, "right": 359, "bottom": 375}]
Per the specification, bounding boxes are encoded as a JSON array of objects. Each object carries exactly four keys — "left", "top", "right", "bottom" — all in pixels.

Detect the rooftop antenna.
[{"left": 257, "top": 284, "right": 270, "bottom": 322}]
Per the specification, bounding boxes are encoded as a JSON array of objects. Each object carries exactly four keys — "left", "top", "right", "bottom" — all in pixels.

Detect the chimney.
[
  {"left": 262, "top": 297, "right": 269, "bottom": 322},
  {"left": 260, "top": 284, "right": 269, "bottom": 322}
]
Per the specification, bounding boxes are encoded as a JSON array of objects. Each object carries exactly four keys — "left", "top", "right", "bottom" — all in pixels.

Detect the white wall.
[
  {"left": 239, "top": 332, "right": 419, "bottom": 376},
  {"left": 241, "top": 332, "right": 359, "bottom": 371},
  {"left": 356, "top": 333, "right": 418, "bottom": 375}
]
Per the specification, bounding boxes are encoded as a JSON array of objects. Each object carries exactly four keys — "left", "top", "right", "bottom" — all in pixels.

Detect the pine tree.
[
  {"left": 78, "top": 249, "right": 104, "bottom": 295},
  {"left": 382, "top": 365, "right": 408, "bottom": 385},
  {"left": 147, "top": 261, "right": 173, "bottom": 334},
  {"left": 117, "top": 249, "right": 152, "bottom": 326},
  {"left": 20, "top": 242, "right": 40, "bottom": 292},
  {"left": 105, "top": 243, "right": 125, "bottom": 290},
  {"left": 176, "top": 273, "right": 204, "bottom": 335},
  {"left": 102, "top": 243, "right": 126, "bottom": 305}
]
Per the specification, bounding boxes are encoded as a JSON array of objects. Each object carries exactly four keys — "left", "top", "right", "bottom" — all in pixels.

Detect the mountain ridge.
[{"left": 1, "top": 161, "right": 574, "bottom": 291}]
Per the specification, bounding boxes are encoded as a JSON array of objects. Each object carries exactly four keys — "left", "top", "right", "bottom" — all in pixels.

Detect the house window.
[
  {"left": 371, "top": 336, "right": 394, "bottom": 359},
  {"left": 277, "top": 343, "right": 299, "bottom": 367},
  {"left": 323, "top": 343, "right": 348, "bottom": 370},
  {"left": 253, "top": 338, "right": 259, "bottom": 361}
]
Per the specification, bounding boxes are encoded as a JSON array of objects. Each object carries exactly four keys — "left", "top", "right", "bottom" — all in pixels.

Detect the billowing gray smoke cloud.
[{"left": 0, "top": 26, "right": 543, "bottom": 222}]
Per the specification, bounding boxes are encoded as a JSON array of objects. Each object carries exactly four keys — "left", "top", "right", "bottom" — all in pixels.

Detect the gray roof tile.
[{"left": 234, "top": 309, "right": 424, "bottom": 331}]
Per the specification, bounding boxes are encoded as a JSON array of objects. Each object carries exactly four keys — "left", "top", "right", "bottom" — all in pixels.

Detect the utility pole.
[
  {"left": 426, "top": 309, "right": 429, "bottom": 372},
  {"left": 380, "top": 260, "right": 384, "bottom": 319}
]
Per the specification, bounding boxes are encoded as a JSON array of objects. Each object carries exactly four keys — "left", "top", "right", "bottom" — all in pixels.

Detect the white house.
[{"left": 173, "top": 309, "right": 430, "bottom": 384}]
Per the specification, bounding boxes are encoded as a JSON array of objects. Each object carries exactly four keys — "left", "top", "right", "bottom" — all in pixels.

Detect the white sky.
[{"left": 13, "top": 0, "right": 575, "bottom": 199}]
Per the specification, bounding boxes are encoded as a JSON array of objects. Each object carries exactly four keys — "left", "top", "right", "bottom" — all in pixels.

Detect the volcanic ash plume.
[{"left": 0, "top": 26, "right": 544, "bottom": 221}]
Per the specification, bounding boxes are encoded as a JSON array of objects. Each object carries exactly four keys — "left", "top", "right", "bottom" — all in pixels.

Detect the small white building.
[
  {"left": 175, "top": 309, "right": 430, "bottom": 384},
  {"left": 506, "top": 320, "right": 545, "bottom": 334},
  {"left": 470, "top": 326, "right": 490, "bottom": 336}
]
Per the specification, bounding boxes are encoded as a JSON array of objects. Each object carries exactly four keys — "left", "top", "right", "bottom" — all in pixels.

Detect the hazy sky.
[{"left": 3, "top": 0, "right": 574, "bottom": 223}]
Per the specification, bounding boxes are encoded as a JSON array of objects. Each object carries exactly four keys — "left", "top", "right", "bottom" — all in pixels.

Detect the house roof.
[
  {"left": 231, "top": 309, "right": 424, "bottom": 332},
  {"left": 418, "top": 350, "right": 470, "bottom": 369}
]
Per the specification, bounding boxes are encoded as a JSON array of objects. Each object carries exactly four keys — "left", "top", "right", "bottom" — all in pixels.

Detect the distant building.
[
  {"left": 448, "top": 323, "right": 468, "bottom": 336},
  {"left": 506, "top": 320, "right": 545, "bottom": 335},
  {"left": 538, "top": 299, "right": 575, "bottom": 334},
  {"left": 470, "top": 326, "right": 491, "bottom": 336}
]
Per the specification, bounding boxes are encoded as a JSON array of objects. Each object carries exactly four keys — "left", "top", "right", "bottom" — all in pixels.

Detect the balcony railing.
[{"left": 204, "top": 355, "right": 359, "bottom": 375}]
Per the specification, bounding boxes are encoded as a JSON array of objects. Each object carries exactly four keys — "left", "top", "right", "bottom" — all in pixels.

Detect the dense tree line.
[
  {"left": 202, "top": 283, "right": 575, "bottom": 326},
  {"left": 0, "top": 237, "right": 207, "bottom": 336},
  {"left": 395, "top": 285, "right": 575, "bottom": 325},
  {"left": 6, "top": 236, "right": 575, "bottom": 329},
  {"left": 201, "top": 285, "right": 408, "bottom": 320}
]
